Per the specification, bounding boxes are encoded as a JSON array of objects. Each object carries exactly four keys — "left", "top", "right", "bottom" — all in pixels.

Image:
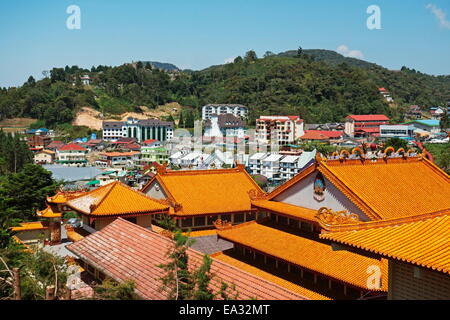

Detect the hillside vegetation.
[{"left": 1, "top": 50, "right": 449, "bottom": 128}]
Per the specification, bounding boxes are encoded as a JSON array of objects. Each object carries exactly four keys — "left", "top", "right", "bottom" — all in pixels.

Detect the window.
[
  {"left": 125, "top": 217, "right": 137, "bottom": 224},
  {"left": 234, "top": 214, "right": 244, "bottom": 223},
  {"left": 194, "top": 216, "right": 205, "bottom": 227},
  {"left": 181, "top": 218, "right": 193, "bottom": 228}
]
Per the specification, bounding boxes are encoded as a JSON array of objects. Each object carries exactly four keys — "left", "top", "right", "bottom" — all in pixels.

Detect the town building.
[
  {"left": 65, "top": 181, "right": 169, "bottom": 232},
  {"left": 34, "top": 149, "right": 56, "bottom": 164},
  {"left": 56, "top": 144, "right": 88, "bottom": 165},
  {"left": 80, "top": 75, "right": 91, "bottom": 85},
  {"left": 204, "top": 113, "right": 246, "bottom": 138},
  {"left": 27, "top": 135, "right": 52, "bottom": 151},
  {"left": 344, "top": 115, "right": 390, "bottom": 137},
  {"left": 139, "top": 139, "right": 169, "bottom": 167},
  {"left": 202, "top": 104, "right": 248, "bottom": 120},
  {"left": 248, "top": 151, "right": 317, "bottom": 183},
  {"left": 406, "top": 105, "right": 422, "bottom": 120},
  {"left": 95, "top": 151, "right": 140, "bottom": 169},
  {"left": 430, "top": 107, "right": 445, "bottom": 119},
  {"left": 46, "top": 140, "right": 65, "bottom": 151},
  {"left": 379, "top": 125, "right": 415, "bottom": 139},
  {"left": 405, "top": 119, "right": 441, "bottom": 134},
  {"left": 256, "top": 116, "right": 305, "bottom": 145},
  {"left": 300, "top": 130, "right": 345, "bottom": 143},
  {"left": 378, "top": 88, "right": 394, "bottom": 103},
  {"left": 102, "top": 117, "right": 174, "bottom": 142}
]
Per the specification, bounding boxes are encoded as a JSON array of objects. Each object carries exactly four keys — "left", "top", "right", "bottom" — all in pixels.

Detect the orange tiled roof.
[
  {"left": 320, "top": 212, "right": 450, "bottom": 274},
  {"left": 11, "top": 221, "right": 48, "bottom": 232},
  {"left": 251, "top": 200, "right": 318, "bottom": 223},
  {"left": 268, "top": 156, "right": 450, "bottom": 221},
  {"left": 317, "top": 156, "right": 450, "bottom": 220},
  {"left": 67, "top": 218, "right": 310, "bottom": 300},
  {"left": 47, "top": 192, "right": 68, "bottom": 204},
  {"left": 66, "top": 181, "right": 169, "bottom": 216},
  {"left": 142, "top": 165, "right": 264, "bottom": 216},
  {"left": 217, "top": 221, "right": 388, "bottom": 291},
  {"left": 212, "top": 252, "right": 331, "bottom": 300},
  {"left": 37, "top": 206, "right": 62, "bottom": 218}
]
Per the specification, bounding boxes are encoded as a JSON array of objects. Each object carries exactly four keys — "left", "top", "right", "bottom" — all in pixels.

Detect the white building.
[
  {"left": 102, "top": 118, "right": 174, "bottom": 142},
  {"left": 204, "top": 113, "right": 246, "bottom": 138},
  {"left": 405, "top": 120, "right": 441, "bottom": 134},
  {"left": 255, "top": 116, "right": 305, "bottom": 145},
  {"left": 202, "top": 104, "right": 248, "bottom": 120},
  {"left": 248, "top": 150, "right": 317, "bottom": 183},
  {"left": 80, "top": 75, "right": 91, "bottom": 85},
  {"left": 279, "top": 151, "right": 317, "bottom": 182},
  {"left": 261, "top": 154, "right": 284, "bottom": 181},
  {"left": 379, "top": 125, "right": 415, "bottom": 139},
  {"left": 56, "top": 144, "right": 88, "bottom": 165}
]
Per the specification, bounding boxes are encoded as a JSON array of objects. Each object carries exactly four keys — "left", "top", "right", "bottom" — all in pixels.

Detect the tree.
[
  {"left": 440, "top": 111, "right": 449, "bottom": 130},
  {"left": 244, "top": 50, "right": 258, "bottom": 63},
  {"left": 0, "top": 246, "right": 70, "bottom": 300},
  {"left": 233, "top": 56, "right": 243, "bottom": 64},
  {"left": 178, "top": 111, "right": 185, "bottom": 128},
  {"left": 0, "top": 164, "right": 58, "bottom": 221},
  {"left": 385, "top": 137, "right": 408, "bottom": 151},
  {"left": 263, "top": 51, "right": 275, "bottom": 58},
  {"left": 157, "top": 217, "right": 238, "bottom": 300},
  {"left": 93, "top": 279, "right": 138, "bottom": 300},
  {"left": 297, "top": 46, "right": 303, "bottom": 56}
]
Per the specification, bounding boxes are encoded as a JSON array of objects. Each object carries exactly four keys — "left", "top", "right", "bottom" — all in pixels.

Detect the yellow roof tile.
[
  {"left": 66, "top": 181, "right": 169, "bottom": 216},
  {"left": 11, "top": 221, "right": 48, "bottom": 232},
  {"left": 251, "top": 200, "right": 318, "bottom": 223},
  {"left": 217, "top": 221, "right": 388, "bottom": 291},
  {"left": 212, "top": 252, "right": 331, "bottom": 300},
  {"left": 37, "top": 206, "right": 62, "bottom": 218},
  {"left": 320, "top": 212, "right": 450, "bottom": 274},
  {"left": 143, "top": 166, "right": 264, "bottom": 216}
]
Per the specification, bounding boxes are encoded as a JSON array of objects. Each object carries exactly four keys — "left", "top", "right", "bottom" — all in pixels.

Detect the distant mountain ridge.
[
  {"left": 277, "top": 49, "right": 380, "bottom": 69},
  {"left": 139, "top": 61, "right": 180, "bottom": 72}
]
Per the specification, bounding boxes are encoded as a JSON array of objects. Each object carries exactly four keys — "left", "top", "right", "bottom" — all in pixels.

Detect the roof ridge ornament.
[
  {"left": 316, "top": 207, "right": 361, "bottom": 229},
  {"left": 248, "top": 189, "right": 266, "bottom": 201},
  {"left": 213, "top": 218, "right": 233, "bottom": 230}
]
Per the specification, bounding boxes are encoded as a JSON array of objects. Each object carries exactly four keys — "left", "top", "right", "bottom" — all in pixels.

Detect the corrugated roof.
[
  {"left": 67, "top": 218, "right": 310, "bottom": 300},
  {"left": 217, "top": 221, "right": 388, "bottom": 291},
  {"left": 320, "top": 212, "right": 450, "bottom": 274}
]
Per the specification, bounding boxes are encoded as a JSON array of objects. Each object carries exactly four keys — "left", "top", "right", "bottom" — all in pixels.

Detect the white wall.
[{"left": 273, "top": 172, "right": 371, "bottom": 221}]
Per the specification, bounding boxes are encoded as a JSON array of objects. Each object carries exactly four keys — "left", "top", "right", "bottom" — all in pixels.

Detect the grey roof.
[
  {"left": 189, "top": 235, "right": 234, "bottom": 255},
  {"left": 102, "top": 121, "right": 124, "bottom": 129},
  {"left": 204, "top": 113, "right": 246, "bottom": 129}
]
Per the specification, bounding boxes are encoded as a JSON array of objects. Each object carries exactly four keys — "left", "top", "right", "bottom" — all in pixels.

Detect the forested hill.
[{"left": 1, "top": 50, "right": 449, "bottom": 127}]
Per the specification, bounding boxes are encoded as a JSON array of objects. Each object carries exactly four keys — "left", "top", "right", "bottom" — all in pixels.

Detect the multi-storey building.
[
  {"left": 139, "top": 140, "right": 169, "bottom": 167},
  {"left": 202, "top": 104, "right": 248, "bottom": 120},
  {"left": 204, "top": 113, "right": 246, "bottom": 138},
  {"left": 379, "top": 125, "right": 415, "bottom": 139},
  {"left": 248, "top": 151, "right": 316, "bottom": 183},
  {"left": 95, "top": 151, "right": 140, "bottom": 169},
  {"left": 255, "top": 116, "right": 305, "bottom": 145},
  {"left": 102, "top": 117, "right": 174, "bottom": 142},
  {"left": 56, "top": 144, "right": 88, "bottom": 165},
  {"left": 344, "top": 115, "right": 390, "bottom": 137}
]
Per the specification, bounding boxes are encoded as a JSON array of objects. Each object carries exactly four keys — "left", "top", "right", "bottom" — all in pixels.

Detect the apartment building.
[
  {"left": 248, "top": 151, "right": 317, "bottom": 183},
  {"left": 255, "top": 116, "right": 305, "bottom": 145},
  {"left": 204, "top": 113, "right": 246, "bottom": 138},
  {"left": 202, "top": 104, "right": 248, "bottom": 120},
  {"left": 56, "top": 144, "right": 88, "bottom": 165}
]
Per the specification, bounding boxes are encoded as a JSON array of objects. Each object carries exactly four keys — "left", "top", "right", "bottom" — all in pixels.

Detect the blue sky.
[{"left": 1, "top": 0, "right": 449, "bottom": 87}]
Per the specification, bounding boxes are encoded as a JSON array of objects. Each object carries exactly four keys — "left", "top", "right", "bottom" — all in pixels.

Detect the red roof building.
[{"left": 345, "top": 115, "right": 390, "bottom": 137}]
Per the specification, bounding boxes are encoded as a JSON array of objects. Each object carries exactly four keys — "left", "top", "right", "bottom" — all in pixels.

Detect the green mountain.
[
  {"left": 278, "top": 49, "right": 380, "bottom": 69},
  {"left": 1, "top": 49, "right": 449, "bottom": 127},
  {"left": 139, "top": 61, "right": 180, "bottom": 72}
]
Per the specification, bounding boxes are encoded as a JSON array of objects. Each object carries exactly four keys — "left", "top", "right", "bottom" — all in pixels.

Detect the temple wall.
[
  {"left": 137, "top": 215, "right": 152, "bottom": 228},
  {"left": 16, "top": 229, "right": 49, "bottom": 243},
  {"left": 144, "top": 181, "right": 168, "bottom": 200},
  {"left": 389, "top": 261, "right": 450, "bottom": 300},
  {"left": 273, "top": 172, "right": 371, "bottom": 222}
]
